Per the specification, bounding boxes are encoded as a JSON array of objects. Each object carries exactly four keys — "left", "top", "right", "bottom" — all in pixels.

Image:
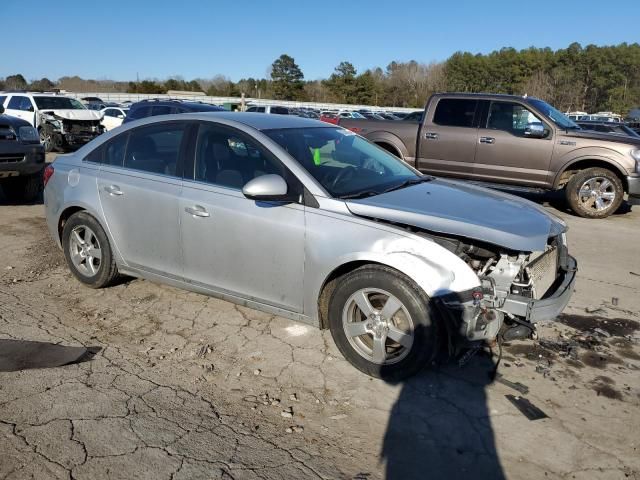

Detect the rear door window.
[
  {"left": 104, "top": 133, "right": 129, "bottom": 166},
  {"left": 433, "top": 99, "right": 478, "bottom": 127},
  {"left": 123, "top": 122, "right": 187, "bottom": 177}
]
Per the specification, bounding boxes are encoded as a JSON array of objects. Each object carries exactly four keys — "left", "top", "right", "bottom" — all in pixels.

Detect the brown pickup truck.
[{"left": 339, "top": 93, "right": 640, "bottom": 218}]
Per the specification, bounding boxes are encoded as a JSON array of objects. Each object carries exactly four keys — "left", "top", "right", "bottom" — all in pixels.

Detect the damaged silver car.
[
  {"left": 1, "top": 93, "right": 104, "bottom": 152},
  {"left": 43, "top": 113, "right": 577, "bottom": 379}
]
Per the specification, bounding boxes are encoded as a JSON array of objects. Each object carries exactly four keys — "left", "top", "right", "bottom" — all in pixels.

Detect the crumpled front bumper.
[{"left": 502, "top": 255, "right": 577, "bottom": 322}]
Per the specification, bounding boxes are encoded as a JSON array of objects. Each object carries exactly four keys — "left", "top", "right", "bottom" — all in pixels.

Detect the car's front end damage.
[
  {"left": 345, "top": 177, "right": 578, "bottom": 348},
  {"left": 433, "top": 231, "right": 577, "bottom": 347},
  {"left": 38, "top": 109, "right": 104, "bottom": 150}
]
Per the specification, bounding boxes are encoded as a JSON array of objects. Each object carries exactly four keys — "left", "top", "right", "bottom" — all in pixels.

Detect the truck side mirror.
[
  {"left": 0, "top": 106, "right": 4, "bottom": 115},
  {"left": 524, "top": 122, "right": 546, "bottom": 138}
]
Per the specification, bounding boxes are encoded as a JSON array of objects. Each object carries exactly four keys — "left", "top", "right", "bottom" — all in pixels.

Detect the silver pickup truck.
[{"left": 339, "top": 93, "right": 640, "bottom": 218}]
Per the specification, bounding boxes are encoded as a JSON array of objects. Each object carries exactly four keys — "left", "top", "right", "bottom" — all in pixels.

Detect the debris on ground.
[
  {"left": 494, "top": 373, "right": 529, "bottom": 395},
  {"left": 506, "top": 395, "right": 549, "bottom": 421},
  {"left": 195, "top": 344, "right": 213, "bottom": 358},
  {"left": 281, "top": 407, "right": 294, "bottom": 418}
]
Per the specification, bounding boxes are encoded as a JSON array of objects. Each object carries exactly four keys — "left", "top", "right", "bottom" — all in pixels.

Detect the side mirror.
[
  {"left": 0, "top": 106, "right": 4, "bottom": 115},
  {"left": 242, "top": 174, "right": 290, "bottom": 201},
  {"left": 524, "top": 122, "right": 546, "bottom": 138}
]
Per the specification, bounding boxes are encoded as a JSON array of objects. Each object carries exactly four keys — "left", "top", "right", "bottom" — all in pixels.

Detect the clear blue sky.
[{"left": 3, "top": 0, "right": 639, "bottom": 82}]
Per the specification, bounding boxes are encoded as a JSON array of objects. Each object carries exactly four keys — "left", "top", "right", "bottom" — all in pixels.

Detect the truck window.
[
  {"left": 433, "top": 99, "right": 477, "bottom": 128},
  {"left": 487, "top": 102, "right": 544, "bottom": 137}
]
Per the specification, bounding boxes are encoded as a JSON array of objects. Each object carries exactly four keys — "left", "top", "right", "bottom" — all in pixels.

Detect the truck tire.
[
  {"left": 62, "top": 212, "right": 119, "bottom": 288},
  {"left": 565, "top": 167, "right": 624, "bottom": 219},
  {"left": 328, "top": 265, "right": 439, "bottom": 380},
  {"left": 39, "top": 126, "right": 56, "bottom": 153},
  {"left": 1, "top": 172, "right": 43, "bottom": 202}
]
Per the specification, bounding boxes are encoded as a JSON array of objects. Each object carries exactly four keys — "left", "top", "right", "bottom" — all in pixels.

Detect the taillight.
[{"left": 43, "top": 165, "right": 54, "bottom": 188}]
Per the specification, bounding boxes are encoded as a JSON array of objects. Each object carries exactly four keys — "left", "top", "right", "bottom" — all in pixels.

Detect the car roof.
[{"left": 182, "top": 112, "right": 330, "bottom": 130}]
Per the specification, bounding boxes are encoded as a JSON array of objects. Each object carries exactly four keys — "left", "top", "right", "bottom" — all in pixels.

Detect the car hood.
[
  {"left": 565, "top": 129, "right": 640, "bottom": 146},
  {"left": 41, "top": 109, "right": 103, "bottom": 121},
  {"left": 345, "top": 178, "right": 565, "bottom": 252}
]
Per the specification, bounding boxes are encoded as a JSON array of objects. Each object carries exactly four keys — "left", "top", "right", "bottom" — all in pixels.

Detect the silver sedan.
[{"left": 44, "top": 113, "right": 576, "bottom": 379}]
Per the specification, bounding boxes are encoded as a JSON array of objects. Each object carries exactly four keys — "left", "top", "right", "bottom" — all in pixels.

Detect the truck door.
[
  {"left": 473, "top": 101, "right": 554, "bottom": 187},
  {"left": 416, "top": 98, "right": 480, "bottom": 178}
]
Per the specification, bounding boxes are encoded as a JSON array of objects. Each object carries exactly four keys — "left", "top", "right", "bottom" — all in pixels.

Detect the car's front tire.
[
  {"left": 62, "top": 212, "right": 118, "bottom": 288},
  {"left": 328, "top": 265, "right": 439, "bottom": 381}
]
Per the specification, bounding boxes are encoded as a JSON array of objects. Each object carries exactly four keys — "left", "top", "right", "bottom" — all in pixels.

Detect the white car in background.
[{"left": 100, "top": 107, "right": 129, "bottom": 131}]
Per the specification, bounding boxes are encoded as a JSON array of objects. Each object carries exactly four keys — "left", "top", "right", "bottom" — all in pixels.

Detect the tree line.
[{"left": 2, "top": 42, "right": 638, "bottom": 114}]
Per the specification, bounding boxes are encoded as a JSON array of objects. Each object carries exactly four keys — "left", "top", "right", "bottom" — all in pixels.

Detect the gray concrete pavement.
[{"left": 0, "top": 190, "right": 638, "bottom": 479}]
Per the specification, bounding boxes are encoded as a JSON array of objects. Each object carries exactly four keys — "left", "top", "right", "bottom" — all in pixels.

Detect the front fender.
[{"left": 304, "top": 210, "right": 481, "bottom": 322}]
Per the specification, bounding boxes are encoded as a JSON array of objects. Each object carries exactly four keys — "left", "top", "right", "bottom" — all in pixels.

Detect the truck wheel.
[
  {"left": 39, "top": 126, "right": 56, "bottom": 153},
  {"left": 565, "top": 168, "right": 624, "bottom": 219},
  {"left": 62, "top": 212, "right": 119, "bottom": 288},
  {"left": 328, "top": 265, "right": 439, "bottom": 380},
  {"left": 1, "top": 172, "right": 43, "bottom": 202}
]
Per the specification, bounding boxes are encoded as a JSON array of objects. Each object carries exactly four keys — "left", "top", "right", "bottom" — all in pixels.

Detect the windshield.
[
  {"left": 264, "top": 127, "right": 421, "bottom": 198},
  {"left": 528, "top": 98, "right": 579, "bottom": 129},
  {"left": 33, "top": 97, "right": 86, "bottom": 110}
]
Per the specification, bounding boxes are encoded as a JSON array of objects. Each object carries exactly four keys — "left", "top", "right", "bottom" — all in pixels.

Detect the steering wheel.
[{"left": 328, "top": 166, "right": 357, "bottom": 190}]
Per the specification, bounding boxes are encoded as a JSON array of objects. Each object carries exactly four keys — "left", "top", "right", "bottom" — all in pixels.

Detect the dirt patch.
[
  {"left": 580, "top": 351, "right": 623, "bottom": 369},
  {"left": 587, "top": 376, "right": 623, "bottom": 400},
  {"left": 557, "top": 314, "right": 639, "bottom": 337}
]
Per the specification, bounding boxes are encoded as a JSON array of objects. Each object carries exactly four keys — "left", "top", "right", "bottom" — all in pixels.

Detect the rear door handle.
[
  {"left": 185, "top": 205, "right": 210, "bottom": 218},
  {"left": 104, "top": 185, "right": 123, "bottom": 196},
  {"left": 423, "top": 132, "right": 438, "bottom": 140},
  {"left": 479, "top": 136, "right": 495, "bottom": 144}
]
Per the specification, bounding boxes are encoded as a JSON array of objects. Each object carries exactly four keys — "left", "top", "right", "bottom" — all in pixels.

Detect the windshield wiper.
[
  {"left": 339, "top": 175, "right": 433, "bottom": 200},
  {"left": 381, "top": 175, "right": 433, "bottom": 194},
  {"left": 339, "top": 190, "right": 381, "bottom": 199}
]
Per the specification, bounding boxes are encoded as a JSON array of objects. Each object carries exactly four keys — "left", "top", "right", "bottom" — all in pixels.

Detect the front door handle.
[
  {"left": 185, "top": 205, "right": 210, "bottom": 218},
  {"left": 479, "top": 136, "right": 495, "bottom": 144},
  {"left": 423, "top": 132, "right": 438, "bottom": 140},
  {"left": 104, "top": 185, "right": 123, "bottom": 196}
]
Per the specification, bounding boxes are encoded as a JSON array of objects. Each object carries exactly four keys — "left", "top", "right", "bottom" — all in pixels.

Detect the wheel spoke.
[
  {"left": 371, "top": 335, "right": 387, "bottom": 363},
  {"left": 582, "top": 196, "right": 596, "bottom": 208},
  {"left": 89, "top": 246, "right": 102, "bottom": 261},
  {"left": 353, "top": 291, "right": 375, "bottom": 317},
  {"left": 380, "top": 296, "right": 402, "bottom": 320},
  {"left": 72, "top": 230, "right": 84, "bottom": 246},
  {"left": 600, "top": 192, "right": 615, "bottom": 200},
  {"left": 599, "top": 179, "right": 612, "bottom": 192},
  {"left": 387, "top": 325, "right": 412, "bottom": 348},
  {"left": 595, "top": 197, "right": 606, "bottom": 210},
  {"left": 344, "top": 321, "right": 369, "bottom": 338},
  {"left": 83, "top": 228, "right": 93, "bottom": 244},
  {"left": 86, "top": 257, "right": 97, "bottom": 275},
  {"left": 70, "top": 251, "right": 83, "bottom": 267}
]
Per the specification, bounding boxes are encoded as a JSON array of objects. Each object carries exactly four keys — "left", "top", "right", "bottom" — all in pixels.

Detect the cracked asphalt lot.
[{"left": 1, "top": 184, "right": 639, "bottom": 479}]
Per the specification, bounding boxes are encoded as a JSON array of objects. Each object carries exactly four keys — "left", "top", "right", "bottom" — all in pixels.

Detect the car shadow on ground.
[
  {"left": 380, "top": 350, "right": 504, "bottom": 479},
  {"left": 378, "top": 299, "right": 506, "bottom": 480}
]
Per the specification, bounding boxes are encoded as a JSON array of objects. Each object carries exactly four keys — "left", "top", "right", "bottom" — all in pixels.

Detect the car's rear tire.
[
  {"left": 1, "top": 172, "right": 43, "bottom": 202},
  {"left": 565, "top": 167, "right": 624, "bottom": 218},
  {"left": 328, "top": 265, "right": 439, "bottom": 380},
  {"left": 62, "top": 212, "right": 118, "bottom": 288}
]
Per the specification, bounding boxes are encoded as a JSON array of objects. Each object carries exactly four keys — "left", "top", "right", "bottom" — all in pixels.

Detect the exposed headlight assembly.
[{"left": 18, "top": 126, "right": 39, "bottom": 143}]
